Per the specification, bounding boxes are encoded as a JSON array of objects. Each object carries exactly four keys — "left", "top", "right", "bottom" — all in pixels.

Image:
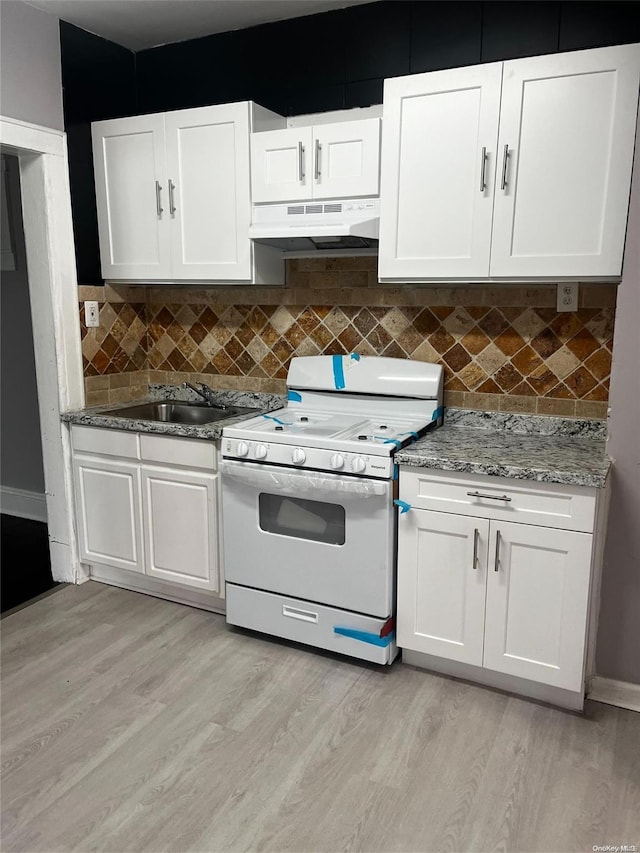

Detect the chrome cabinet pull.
[
  {"left": 467, "top": 491, "right": 512, "bottom": 502},
  {"left": 500, "top": 144, "right": 510, "bottom": 190},
  {"left": 314, "top": 139, "right": 321, "bottom": 180},
  {"left": 480, "top": 146, "right": 487, "bottom": 192},
  {"left": 168, "top": 179, "right": 176, "bottom": 215},
  {"left": 472, "top": 527, "right": 479, "bottom": 570},
  {"left": 155, "top": 180, "right": 163, "bottom": 216},
  {"left": 298, "top": 141, "right": 305, "bottom": 181},
  {"left": 494, "top": 530, "right": 501, "bottom": 572}
]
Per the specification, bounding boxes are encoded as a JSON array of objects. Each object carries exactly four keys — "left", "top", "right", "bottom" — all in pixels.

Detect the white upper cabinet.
[
  {"left": 251, "top": 126, "right": 313, "bottom": 203},
  {"left": 92, "top": 113, "right": 172, "bottom": 280},
  {"left": 379, "top": 64, "right": 502, "bottom": 280},
  {"left": 491, "top": 45, "right": 640, "bottom": 278},
  {"left": 92, "top": 102, "right": 285, "bottom": 283},
  {"left": 164, "top": 105, "right": 252, "bottom": 281},
  {"left": 379, "top": 43, "right": 640, "bottom": 282},
  {"left": 251, "top": 118, "right": 381, "bottom": 203}
]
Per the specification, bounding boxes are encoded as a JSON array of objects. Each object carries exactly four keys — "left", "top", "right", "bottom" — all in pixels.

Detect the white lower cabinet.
[
  {"left": 74, "top": 455, "right": 144, "bottom": 574},
  {"left": 482, "top": 522, "right": 592, "bottom": 690},
  {"left": 141, "top": 465, "right": 219, "bottom": 591},
  {"left": 72, "top": 426, "right": 221, "bottom": 597},
  {"left": 397, "top": 469, "right": 603, "bottom": 702}
]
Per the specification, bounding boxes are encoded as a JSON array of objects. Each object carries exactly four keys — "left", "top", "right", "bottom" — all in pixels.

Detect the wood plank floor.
[{"left": 2, "top": 581, "right": 639, "bottom": 853}]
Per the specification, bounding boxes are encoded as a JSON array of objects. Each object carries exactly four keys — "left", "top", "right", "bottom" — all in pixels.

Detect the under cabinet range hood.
[{"left": 249, "top": 199, "right": 380, "bottom": 254}]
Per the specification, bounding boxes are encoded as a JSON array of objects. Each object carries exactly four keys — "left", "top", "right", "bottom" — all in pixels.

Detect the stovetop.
[{"left": 225, "top": 407, "right": 429, "bottom": 455}]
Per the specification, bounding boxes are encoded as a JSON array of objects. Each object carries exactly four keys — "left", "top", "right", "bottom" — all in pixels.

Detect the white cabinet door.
[
  {"left": 313, "top": 118, "right": 381, "bottom": 200},
  {"left": 73, "top": 455, "right": 143, "bottom": 573},
  {"left": 483, "top": 522, "right": 592, "bottom": 691},
  {"left": 251, "top": 126, "right": 312, "bottom": 203},
  {"left": 92, "top": 114, "right": 172, "bottom": 280},
  {"left": 379, "top": 63, "right": 502, "bottom": 280},
  {"left": 491, "top": 44, "right": 640, "bottom": 278},
  {"left": 141, "top": 465, "right": 220, "bottom": 593},
  {"left": 165, "top": 103, "right": 253, "bottom": 281},
  {"left": 397, "top": 510, "right": 489, "bottom": 666}
]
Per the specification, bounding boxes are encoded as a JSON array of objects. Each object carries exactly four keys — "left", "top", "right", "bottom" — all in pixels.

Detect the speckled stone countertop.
[
  {"left": 395, "top": 409, "right": 610, "bottom": 488},
  {"left": 61, "top": 386, "right": 286, "bottom": 441}
]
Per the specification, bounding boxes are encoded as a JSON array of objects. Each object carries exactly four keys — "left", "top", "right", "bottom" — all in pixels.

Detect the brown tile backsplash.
[{"left": 78, "top": 259, "right": 617, "bottom": 418}]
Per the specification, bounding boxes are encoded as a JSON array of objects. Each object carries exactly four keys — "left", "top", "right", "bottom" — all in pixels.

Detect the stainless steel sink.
[{"left": 107, "top": 401, "right": 255, "bottom": 426}]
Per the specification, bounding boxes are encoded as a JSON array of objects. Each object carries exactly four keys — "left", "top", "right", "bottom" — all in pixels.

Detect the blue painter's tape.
[
  {"left": 350, "top": 352, "right": 361, "bottom": 361},
  {"left": 394, "top": 499, "right": 412, "bottom": 514},
  {"left": 333, "top": 626, "right": 395, "bottom": 647},
  {"left": 262, "top": 414, "right": 292, "bottom": 426},
  {"left": 393, "top": 464, "right": 399, "bottom": 481},
  {"left": 398, "top": 431, "right": 419, "bottom": 439},
  {"left": 432, "top": 406, "right": 444, "bottom": 422},
  {"left": 287, "top": 390, "right": 302, "bottom": 402},
  {"left": 374, "top": 436, "right": 402, "bottom": 447},
  {"left": 332, "top": 354, "right": 345, "bottom": 389}
]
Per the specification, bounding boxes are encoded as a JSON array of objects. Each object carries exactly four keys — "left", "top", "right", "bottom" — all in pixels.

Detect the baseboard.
[
  {"left": 587, "top": 676, "right": 640, "bottom": 712},
  {"left": 0, "top": 486, "right": 47, "bottom": 523}
]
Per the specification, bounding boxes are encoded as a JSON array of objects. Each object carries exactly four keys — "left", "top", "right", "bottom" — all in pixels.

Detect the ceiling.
[{"left": 23, "top": 0, "right": 375, "bottom": 51}]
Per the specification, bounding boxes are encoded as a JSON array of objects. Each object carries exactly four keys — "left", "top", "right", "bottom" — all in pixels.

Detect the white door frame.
[{"left": 1, "top": 115, "right": 85, "bottom": 583}]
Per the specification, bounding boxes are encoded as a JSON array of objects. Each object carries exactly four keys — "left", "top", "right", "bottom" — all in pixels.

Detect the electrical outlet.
[
  {"left": 84, "top": 301, "right": 100, "bottom": 327},
  {"left": 556, "top": 283, "right": 579, "bottom": 313}
]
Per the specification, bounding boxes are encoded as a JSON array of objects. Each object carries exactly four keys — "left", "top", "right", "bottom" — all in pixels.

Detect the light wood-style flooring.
[{"left": 2, "top": 581, "right": 639, "bottom": 853}]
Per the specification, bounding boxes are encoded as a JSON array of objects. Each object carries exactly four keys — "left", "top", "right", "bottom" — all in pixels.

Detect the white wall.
[
  {"left": 1, "top": 155, "right": 46, "bottom": 497},
  {"left": 596, "top": 126, "right": 640, "bottom": 686},
  {"left": 0, "top": 1, "right": 63, "bottom": 132}
]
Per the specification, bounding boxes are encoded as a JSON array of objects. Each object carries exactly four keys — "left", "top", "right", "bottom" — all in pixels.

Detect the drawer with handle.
[
  {"left": 226, "top": 583, "right": 396, "bottom": 665},
  {"left": 400, "top": 468, "right": 596, "bottom": 532}
]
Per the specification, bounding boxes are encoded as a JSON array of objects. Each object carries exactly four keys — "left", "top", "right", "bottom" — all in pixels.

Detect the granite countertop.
[
  {"left": 61, "top": 385, "right": 286, "bottom": 441},
  {"left": 395, "top": 409, "right": 611, "bottom": 489}
]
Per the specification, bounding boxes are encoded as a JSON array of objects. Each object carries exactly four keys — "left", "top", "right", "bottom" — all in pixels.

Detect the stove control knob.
[
  {"left": 330, "top": 453, "right": 345, "bottom": 470},
  {"left": 255, "top": 443, "right": 268, "bottom": 460},
  {"left": 292, "top": 448, "right": 306, "bottom": 465},
  {"left": 236, "top": 441, "right": 249, "bottom": 458},
  {"left": 351, "top": 457, "right": 367, "bottom": 474}
]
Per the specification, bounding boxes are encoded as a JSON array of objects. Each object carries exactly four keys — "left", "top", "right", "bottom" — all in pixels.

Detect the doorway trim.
[{"left": 1, "top": 115, "right": 85, "bottom": 583}]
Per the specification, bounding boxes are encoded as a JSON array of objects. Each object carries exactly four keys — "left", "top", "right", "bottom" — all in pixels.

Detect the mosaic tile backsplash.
[{"left": 79, "top": 258, "right": 616, "bottom": 419}]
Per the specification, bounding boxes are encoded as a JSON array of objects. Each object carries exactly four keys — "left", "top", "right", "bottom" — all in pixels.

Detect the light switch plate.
[
  {"left": 557, "top": 283, "right": 579, "bottom": 312},
  {"left": 85, "top": 301, "right": 100, "bottom": 327}
]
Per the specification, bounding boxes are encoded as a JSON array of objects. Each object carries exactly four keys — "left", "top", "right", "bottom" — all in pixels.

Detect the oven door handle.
[{"left": 220, "top": 460, "right": 388, "bottom": 499}]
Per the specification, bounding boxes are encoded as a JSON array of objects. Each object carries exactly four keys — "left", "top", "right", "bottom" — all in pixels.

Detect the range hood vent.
[{"left": 249, "top": 198, "right": 380, "bottom": 254}]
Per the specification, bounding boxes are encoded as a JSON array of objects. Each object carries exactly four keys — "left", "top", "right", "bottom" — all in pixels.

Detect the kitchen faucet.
[{"left": 184, "top": 381, "right": 227, "bottom": 409}]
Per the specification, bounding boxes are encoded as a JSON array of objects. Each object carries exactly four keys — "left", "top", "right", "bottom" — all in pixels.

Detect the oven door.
[{"left": 221, "top": 460, "right": 394, "bottom": 618}]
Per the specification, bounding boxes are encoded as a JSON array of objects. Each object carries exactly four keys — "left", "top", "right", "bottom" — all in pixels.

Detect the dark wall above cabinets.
[
  {"left": 61, "top": 1, "right": 640, "bottom": 284},
  {"left": 61, "top": 21, "right": 136, "bottom": 284}
]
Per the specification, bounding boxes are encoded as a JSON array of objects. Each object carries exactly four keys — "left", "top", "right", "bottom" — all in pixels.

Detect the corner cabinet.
[
  {"left": 250, "top": 118, "right": 381, "bottom": 203},
  {"left": 72, "top": 426, "right": 223, "bottom": 600},
  {"left": 379, "top": 43, "right": 640, "bottom": 282},
  {"left": 397, "top": 468, "right": 609, "bottom": 709},
  {"left": 92, "top": 102, "right": 285, "bottom": 284}
]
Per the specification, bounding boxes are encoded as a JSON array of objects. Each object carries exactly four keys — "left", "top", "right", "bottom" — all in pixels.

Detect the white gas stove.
[{"left": 221, "top": 355, "right": 444, "bottom": 666}]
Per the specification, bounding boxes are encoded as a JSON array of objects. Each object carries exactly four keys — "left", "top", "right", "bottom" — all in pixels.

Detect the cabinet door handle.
[
  {"left": 314, "top": 139, "right": 321, "bottom": 180},
  {"left": 155, "top": 180, "right": 163, "bottom": 216},
  {"left": 494, "top": 530, "right": 501, "bottom": 572},
  {"left": 472, "top": 527, "right": 479, "bottom": 570},
  {"left": 500, "top": 144, "right": 510, "bottom": 190},
  {"left": 168, "top": 179, "right": 176, "bottom": 215},
  {"left": 480, "top": 146, "right": 487, "bottom": 193},
  {"left": 467, "top": 490, "right": 512, "bottom": 502},
  {"left": 298, "top": 141, "right": 305, "bottom": 181}
]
